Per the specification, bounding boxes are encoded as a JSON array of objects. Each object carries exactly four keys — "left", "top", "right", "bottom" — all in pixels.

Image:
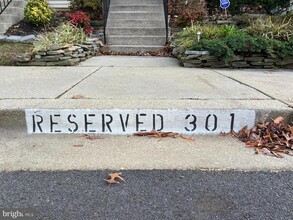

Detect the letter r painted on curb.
[{"left": 32, "top": 115, "right": 43, "bottom": 133}]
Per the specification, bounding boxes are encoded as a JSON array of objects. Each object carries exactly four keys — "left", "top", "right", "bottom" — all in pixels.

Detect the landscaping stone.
[
  {"left": 179, "top": 50, "right": 293, "bottom": 69},
  {"left": 185, "top": 55, "right": 201, "bottom": 60},
  {"left": 47, "top": 44, "right": 60, "bottom": 51},
  {"left": 231, "top": 55, "right": 244, "bottom": 62},
  {"left": 199, "top": 55, "right": 219, "bottom": 61},
  {"left": 47, "top": 50, "right": 65, "bottom": 55},
  {"left": 232, "top": 61, "right": 250, "bottom": 68},
  {"left": 59, "top": 56, "right": 72, "bottom": 60},
  {"left": 183, "top": 63, "right": 203, "bottom": 68},
  {"left": 245, "top": 57, "right": 265, "bottom": 62},
  {"left": 15, "top": 40, "right": 100, "bottom": 66},
  {"left": 35, "top": 52, "right": 47, "bottom": 56},
  {"left": 42, "top": 55, "right": 63, "bottom": 62},
  {"left": 80, "top": 45, "right": 90, "bottom": 51},
  {"left": 284, "top": 64, "right": 293, "bottom": 69},
  {"left": 250, "top": 61, "right": 274, "bottom": 66},
  {"left": 185, "top": 50, "right": 210, "bottom": 55},
  {"left": 5, "top": 35, "right": 22, "bottom": 42},
  {"left": 78, "top": 53, "right": 86, "bottom": 58},
  {"left": 203, "top": 61, "right": 226, "bottom": 68},
  {"left": 15, "top": 54, "right": 31, "bottom": 63},
  {"left": 264, "top": 58, "right": 278, "bottom": 63},
  {"left": 19, "top": 35, "right": 36, "bottom": 43},
  {"left": 0, "top": 36, "right": 7, "bottom": 41},
  {"left": 184, "top": 59, "right": 203, "bottom": 64}
]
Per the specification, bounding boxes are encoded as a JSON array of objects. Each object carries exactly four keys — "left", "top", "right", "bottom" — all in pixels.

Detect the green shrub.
[
  {"left": 174, "top": 25, "right": 245, "bottom": 50},
  {"left": 24, "top": 0, "right": 53, "bottom": 26},
  {"left": 246, "top": 15, "right": 293, "bottom": 41},
  {"left": 182, "top": 34, "right": 292, "bottom": 63},
  {"left": 33, "top": 23, "right": 87, "bottom": 52},
  {"left": 70, "top": 0, "right": 102, "bottom": 20}
]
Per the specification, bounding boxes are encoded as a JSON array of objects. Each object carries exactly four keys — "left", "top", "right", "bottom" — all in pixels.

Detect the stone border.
[
  {"left": 0, "top": 35, "right": 36, "bottom": 43},
  {"left": 15, "top": 39, "right": 102, "bottom": 66},
  {"left": 173, "top": 50, "right": 293, "bottom": 69}
]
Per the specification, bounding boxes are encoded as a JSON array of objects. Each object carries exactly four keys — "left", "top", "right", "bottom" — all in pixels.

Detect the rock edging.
[
  {"left": 15, "top": 39, "right": 103, "bottom": 66},
  {"left": 174, "top": 50, "right": 293, "bottom": 69}
]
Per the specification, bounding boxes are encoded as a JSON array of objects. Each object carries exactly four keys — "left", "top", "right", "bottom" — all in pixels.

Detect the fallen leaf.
[
  {"left": 84, "top": 134, "right": 103, "bottom": 140},
  {"left": 271, "top": 151, "right": 284, "bottom": 158},
  {"left": 181, "top": 137, "right": 194, "bottom": 142},
  {"left": 104, "top": 172, "right": 125, "bottom": 185},
  {"left": 72, "top": 95, "right": 86, "bottom": 99},
  {"left": 104, "top": 179, "right": 120, "bottom": 184},
  {"left": 108, "top": 172, "right": 125, "bottom": 182},
  {"left": 273, "top": 116, "right": 284, "bottom": 124},
  {"left": 73, "top": 144, "right": 84, "bottom": 148},
  {"left": 134, "top": 130, "right": 193, "bottom": 141}
]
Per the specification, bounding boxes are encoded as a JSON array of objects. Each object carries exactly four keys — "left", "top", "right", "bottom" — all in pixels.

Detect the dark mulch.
[
  {"left": 5, "top": 12, "right": 68, "bottom": 36},
  {"left": 5, "top": 20, "right": 54, "bottom": 36}
]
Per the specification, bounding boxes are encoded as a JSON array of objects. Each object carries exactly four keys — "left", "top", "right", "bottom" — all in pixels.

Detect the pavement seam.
[
  {"left": 55, "top": 67, "right": 103, "bottom": 99},
  {"left": 212, "top": 70, "right": 292, "bottom": 107}
]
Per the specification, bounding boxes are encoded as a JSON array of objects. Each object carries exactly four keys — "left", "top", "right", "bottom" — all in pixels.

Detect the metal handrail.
[
  {"left": 0, "top": 0, "right": 13, "bottom": 15},
  {"left": 103, "top": 0, "right": 111, "bottom": 44},
  {"left": 163, "top": 0, "right": 169, "bottom": 44}
]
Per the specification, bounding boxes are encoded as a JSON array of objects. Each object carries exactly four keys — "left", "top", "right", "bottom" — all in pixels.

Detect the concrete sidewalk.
[
  {"left": 0, "top": 56, "right": 292, "bottom": 171},
  {"left": 0, "top": 56, "right": 292, "bottom": 129}
]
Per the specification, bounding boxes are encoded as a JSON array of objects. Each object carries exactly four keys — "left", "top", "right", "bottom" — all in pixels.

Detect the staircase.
[
  {"left": 104, "top": 0, "right": 168, "bottom": 53},
  {"left": 0, "top": 0, "right": 25, "bottom": 35}
]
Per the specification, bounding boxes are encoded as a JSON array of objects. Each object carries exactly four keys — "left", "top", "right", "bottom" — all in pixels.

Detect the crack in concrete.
[{"left": 55, "top": 67, "right": 103, "bottom": 99}]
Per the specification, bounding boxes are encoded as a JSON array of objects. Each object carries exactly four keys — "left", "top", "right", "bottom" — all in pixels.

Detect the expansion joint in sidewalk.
[{"left": 55, "top": 67, "right": 102, "bottom": 99}]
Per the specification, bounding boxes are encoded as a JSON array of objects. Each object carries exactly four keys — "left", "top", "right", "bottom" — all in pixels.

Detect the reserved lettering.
[{"left": 25, "top": 109, "right": 256, "bottom": 135}]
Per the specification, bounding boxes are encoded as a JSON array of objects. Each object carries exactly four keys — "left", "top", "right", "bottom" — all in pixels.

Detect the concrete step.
[
  {"left": 101, "top": 45, "right": 165, "bottom": 52},
  {"left": 110, "top": 0, "right": 162, "bottom": 5},
  {"left": 107, "top": 19, "right": 165, "bottom": 28},
  {"left": 0, "top": 14, "right": 21, "bottom": 23},
  {"left": 109, "top": 5, "right": 163, "bottom": 12},
  {"left": 108, "top": 11, "right": 164, "bottom": 20},
  {"left": 106, "top": 27, "right": 166, "bottom": 36},
  {"left": 107, "top": 35, "right": 165, "bottom": 46}
]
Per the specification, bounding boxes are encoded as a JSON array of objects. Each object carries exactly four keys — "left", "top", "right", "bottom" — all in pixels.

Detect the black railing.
[
  {"left": 103, "top": 0, "right": 111, "bottom": 44},
  {"left": 0, "top": 0, "right": 12, "bottom": 15},
  {"left": 163, "top": 0, "right": 169, "bottom": 44}
]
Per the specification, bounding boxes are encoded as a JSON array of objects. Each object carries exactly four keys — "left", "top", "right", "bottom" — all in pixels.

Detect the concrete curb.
[{"left": 1, "top": 99, "right": 292, "bottom": 133}]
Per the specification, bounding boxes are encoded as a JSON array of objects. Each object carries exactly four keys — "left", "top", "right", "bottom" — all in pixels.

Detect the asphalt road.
[{"left": 1, "top": 170, "right": 292, "bottom": 220}]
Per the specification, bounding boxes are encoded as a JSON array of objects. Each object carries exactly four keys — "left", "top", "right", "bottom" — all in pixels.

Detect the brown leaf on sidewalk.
[
  {"left": 134, "top": 130, "right": 193, "bottom": 141},
  {"left": 73, "top": 144, "right": 84, "bottom": 148},
  {"left": 72, "top": 95, "right": 86, "bottom": 99},
  {"left": 230, "top": 117, "right": 293, "bottom": 158},
  {"left": 84, "top": 134, "right": 104, "bottom": 140},
  {"left": 104, "top": 172, "right": 125, "bottom": 185}
]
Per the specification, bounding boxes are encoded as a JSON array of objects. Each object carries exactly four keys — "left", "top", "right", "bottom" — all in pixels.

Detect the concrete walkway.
[{"left": 0, "top": 56, "right": 292, "bottom": 171}]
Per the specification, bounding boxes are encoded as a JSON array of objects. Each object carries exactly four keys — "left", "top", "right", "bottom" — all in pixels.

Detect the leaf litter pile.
[{"left": 229, "top": 117, "right": 293, "bottom": 158}]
